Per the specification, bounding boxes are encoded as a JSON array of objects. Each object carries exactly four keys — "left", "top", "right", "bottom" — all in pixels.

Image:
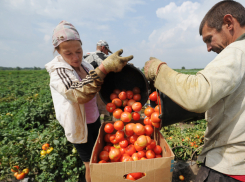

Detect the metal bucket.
[{"left": 99, "top": 64, "right": 149, "bottom": 107}]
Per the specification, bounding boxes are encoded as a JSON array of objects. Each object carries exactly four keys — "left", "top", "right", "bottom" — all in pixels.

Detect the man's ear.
[{"left": 223, "top": 14, "right": 234, "bottom": 30}]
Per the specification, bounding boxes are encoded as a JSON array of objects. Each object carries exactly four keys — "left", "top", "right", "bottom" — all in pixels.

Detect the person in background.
[
  {"left": 84, "top": 40, "right": 113, "bottom": 121},
  {"left": 144, "top": 0, "right": 245, "bottom": 181},
  {"left": 45, "top": 20, "right": 133, "bottom": 182}
]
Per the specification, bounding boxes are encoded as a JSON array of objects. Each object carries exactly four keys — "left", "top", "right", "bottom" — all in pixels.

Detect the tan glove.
[
  {"left": 102, "top": 49, "right": 133, "bottom": 73},
  {"left": 144, "top": 57, "right": 166, "bottom": 81}
]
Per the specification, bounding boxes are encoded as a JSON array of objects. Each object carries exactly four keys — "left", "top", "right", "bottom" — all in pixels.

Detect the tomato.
[
  {"left": 14, "top": 172, "right": 18, "bottom": 178},
  {"left": 119, "top": 91, "right": 127, "bottom": 100},
  {"left": 149, "top": 91, "right": 157, "bottom": 101},
  {"left": 115, "top": 130, "right": 125, "bottom": 142},
  {"left": 11, "top": 166, "right": 19, "bottom": 173},
  {"left": 153, "top": 145, "right": 162, "bottom": 155},
  {"left": 104, "top": 133, "right": 113, "bottom": 143},
  {"left": 120, "top": 147, "right": 126, "bottom": 155},
  {"left": 179, "top": 175, "right": 185, "bottom": 181},
  {"left": 126, "top": 174, "right": 135, "bottom": 181},
  {"left": 112, "top": 98, "right": 122, "bottom": 108},
  {"left": 132, "top": 112, "right": 140, "bottom": 121},
  {"left": 151, "top": 112, "right": 161, "bottom": 123},
  {"left": 133, "top": 123, "right": 145, "bottom": 135},
  {"left": 103, "top": 145, "right": 112, "bottom": 153},
  {"left": 99, "top": 151, "right": 109, "bottom": 161},
  {"left": 104, "top": 123, "right": 114, "bottom": 133},
  {"left": 113, "top": 108, "right": 123, "bottom": 119},
  {"left": 156, "top": 154, "right": 162, "bottom": 158},
  {"left": 121, "top": 112, "right": 132, "bottom": 122},
  {"left": 194, "top": 145, "right": 198, "bottom": 148},
  {"left": 109, "top": 134, "right": 119, "bottom": 144},
  {"left": 16, "top": 173, "right": 25, "bottom": 180},
  {"left": 146, "top": 149, "right": 155, "bottom": 159},
  {"left": 119, "top": 139, "right": 128, "bottom": 148},
  {"left": 133, "top": 94, "right": 141, "bottom": 101},
  {"left": 137, "top": 151, "right": 146, "bottom": 158},
  {"left": 132, "top": 153, "right": 139, "bottom": 161},
  {"left": 120, "top": 154, "right": 130, "bottom": 162},
  {"left": 140, "top": 157, "right": 147, "bottom": 160},
  {"left": 114, "top": 120, "right": 124, "bottom": 131},
  {"left": 132, "top": 102, "right": 142, "bottom": 112},
  {"left": 152, "top": 122, "right": 160, "bottom": 128},
  {"left": 126, "top": 90, "right": 134, "bottom": 99},
  {"left": 144, "top": 107, "right": 155, "bottom": 117},
  {"left": 143, "top": 117, "right": 152, "bottom": 125},
  {"left": 134, "top": 141, "right": 144, "bottom": 151},
  {"left": 124, "top": 106, "right": 132, "bottom": 113},
  {"left": 125, "top": 144, "right": 136, "bottom": 156},
  {"left": 122, "top": 99, "right": 128, "bottom": 107},
  {"left": 113, "top": 89, "right": 121, "bottom": 95},
  {"left": 127, "top": 99, "right": 136, "bottom": 107},
  {"left": 146, "top": 139, "right": 156, "bottom": 150},
  {"left": 130, "top": 172, "right": 143, "bottom": 180},
  {"left": 125, "top": 123, "right": 135, "bottom": 136},
  {"left": 40, "top": 150, "right": 47, "bottom": 155},
  {"left": 98, "top": 160, "right": 107, "bottom": 163},
  {"left": 109, "top": 148, "right": 121, "bottom": 161},
  {"left": 132, "top": 87, "right": 141, "bottom": 94},
  {"left": 154, "top": 105, "right": 161, "bottom": 113},
  {"left": 145, "top": 125, "right": 154, "bottom": 135},
  {"left": 136, "top": 135, "right": 147, "bottom": 147},
  {"left": 106, "top": 103, "right": 116, "bottom": 113},
  {"left": 190, "top": 142, "right": 194, "bottom": 146},
  {"left": 110, "top": 93, "right": 118, "bottom": 101},
  {"left": 129, "top": 134, "right": 139, "bottom": 144},
  {"left": 42, "top": 143, "right": 50, "bottom": 150},
  {"left": 47, "top": 147, "right": 54, "bottom": 154}
]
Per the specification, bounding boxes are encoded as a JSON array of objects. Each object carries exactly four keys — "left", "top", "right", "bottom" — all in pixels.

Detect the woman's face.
[{"left": 57, "top": 40, "right": 83, "bottom": 68}]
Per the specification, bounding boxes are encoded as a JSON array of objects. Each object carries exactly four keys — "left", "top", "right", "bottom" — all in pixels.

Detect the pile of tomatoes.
[{"left": 11, "top": 165, "right": 29, "bottom": 180}]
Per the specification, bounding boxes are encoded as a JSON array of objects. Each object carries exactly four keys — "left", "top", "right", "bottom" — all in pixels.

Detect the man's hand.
[
  {"left": 102, "top": 49, "right": 133, "bottom": 73},
  {"left": 144, "top": 57, "right": 166, "bottom": 81}
]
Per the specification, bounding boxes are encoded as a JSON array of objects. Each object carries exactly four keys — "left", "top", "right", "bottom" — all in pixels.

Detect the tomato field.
[{"left": 0, "top": 68, "right": 206, "bottom": 181}]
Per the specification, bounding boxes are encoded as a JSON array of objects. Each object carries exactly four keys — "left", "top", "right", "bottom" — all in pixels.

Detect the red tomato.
[
  {"left": 132, "top": 153, "right": 139, "bottom": 161},
  {"left": 145, "top": 125, "right": 154, "bottom": 135},
  {"left": 120, "top": 147, "right": 126, "bottom": 155},
  {"left": 154, "top": 105, "right": 161, "bottom": 113},
  {"left": 137, "top": 150, "right": 146, "bottom": 158},
  {"left": 151, "top": 112, "right": 161, "bottom": 123},
  {"left": 103, "top": 145, "right": 113, "bottom": 153},
  {"left": 152, "top": 122, "right": 160, "bottom": 128},
  {"left": 153, "top": 145, "right": 162, "bottom": 155},
  {"left": 125, "top": 123, "right": 135, "bottom": 136},
  {"left": 104, "top": 123, "right": 114, "bottom": 133},
  {"left": 133, "top": 123, "right": 145, "bottom": 135},
  {"left": 98, "top": 160, "right": 107, "bottom": 163},
  {"left": 126, "top": 90, "right": 134, "bottom": 99},
  {"left": 126, "top": 174, "right": 135, "bottom": 180},
  {"left": 130, "top": 172, "right": 143, "bottom": 180},
  {"left": 132, "top": 102, "right": 142, "bottom": 112},
  {"left": 144, "top": 107, "right": 155, "bottom": 117},
  {"left": 42, "top": 143, "right": 50, "bottom": 151},
  {"left": 109, "top": 147, "right": 121, "bottom": 161},
  {"left": 124, "top": 106, "right": 132, "bottom": 113},
  {"left": 106, "top": 103, "right": 116, "bottom": 113},
  {"left": 11, "top": 166, "right": 19, "bottom": 173},
  {"left": 16, "top": 173, "right": 25, "bottom": 180},
  {"left": 136, "top": 135, "right": 147, "bottom": 147},
  {"left": 114, "top": 120, "right": 124, "bottom": 131},
  {"left": 122, "top": 99, "right": 128, "bottom": 107},
  {"left": 134, "top": 141, "right": 144, "bottom": 151},
  {"left": 120, "top": 154, "right": 130, "bottom": 162},
  {"left": 109, "top": 134, "right": 119, "bottom": 144},
  {"left": 115, "top": 130, "right": 125, "bottom": 142},
  {"left": 113, "top": 108, "right": 123, "bottom": 119},
  {"left": 146, "top": 149, "right": 156, "bottom": 159},
  {"left": 143, "top": 117, "right": 151, "bottom": 125},
  {"left": 149, "top": 91, "right": 157, "bottom": 101},
  {"left": 110, "top": 93, "right": 118, "bottom": 101},
  {"left": 113, "top": 89, "right": 121, "bottom": 95},
  {"left": 112, "top": 98, "right": 122, "bottom": 108},
  {"left": 129, "top": 134, "right": 139, "bottom": 144},
  {"left": 132, "top": 87, "right": 141, "bottom": 94},
  {"left": 125, "top": 144, "right": 136, "bottom": 156},
  {"left": 121, "top": 112, "right": 132, "bottom": 122},
  {"left": 156, "top": 154, "right": 162, "bottom": 158},
  {"left": 133, "top": 94, "right": 141, "bottom": 101},
  {"left": 119, "top": 91, "right": 127, "bottom": 100},
  {"left": 119, "top": 139, "right": 129, "bottom": 148},
  {"left": 146, "top": 139, "right": 156, "bottom": 150},
  {"left": 99, "top": 151, "right": 109, "bottom": 161},
  {"left": 127, "top": 99, "right": 136, "bottom": 107},
  {"left": 104, "top": 133, "right": 113, "bottom": 143},
  {"left": 132, "top": 112, "right": 140, "bottom": 121}
]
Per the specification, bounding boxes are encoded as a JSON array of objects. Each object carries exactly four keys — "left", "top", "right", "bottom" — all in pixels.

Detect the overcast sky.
[{"left": 0, "top": 0, "right": 245, "bottom": 69}]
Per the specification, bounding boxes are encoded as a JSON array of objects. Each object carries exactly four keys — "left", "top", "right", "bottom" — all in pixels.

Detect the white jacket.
[{"left": 45, "top": 55, "right": 103, "bottom": 143}]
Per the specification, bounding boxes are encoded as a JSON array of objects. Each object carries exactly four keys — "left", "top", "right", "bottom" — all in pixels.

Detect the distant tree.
[
  {"left": 181, "top": 66, "right": 185, "bottom": 70},
  {"left": 16, "top": 67, "right": 21, "bottom": 70},
  {"left": 141, "top": 67, "right": 144, "bottom": 74}
]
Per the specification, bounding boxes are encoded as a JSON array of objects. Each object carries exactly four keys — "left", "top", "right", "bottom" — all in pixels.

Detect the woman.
[{"left": 45, "top": 20, "right": 133, "bottom": 182}]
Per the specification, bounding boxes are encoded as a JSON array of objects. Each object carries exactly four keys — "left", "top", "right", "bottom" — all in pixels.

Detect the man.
[
  {"left": 84, "top": 40, "right": 112, "bottom": 69},
  {"left": 144, "top": 1, "right": 245, "bottom": 181},
  {"left": 84, "top": 40, "right": 113, "bottom": 120}
]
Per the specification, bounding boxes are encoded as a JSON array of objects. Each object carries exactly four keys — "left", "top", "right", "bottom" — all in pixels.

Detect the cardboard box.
[{"left": 90, "top": 119, "right": 175, "bottom": 182}]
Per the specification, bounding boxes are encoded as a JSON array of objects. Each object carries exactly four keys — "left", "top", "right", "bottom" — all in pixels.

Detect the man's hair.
[{"left": 199, "top": 0, "right": 245, "bottom": 35}]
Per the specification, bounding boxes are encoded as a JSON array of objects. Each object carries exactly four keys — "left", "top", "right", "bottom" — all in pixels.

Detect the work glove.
[
  {"left": 102, "top": 49, "right": 133, "bottom": 73},
  {"left": 144, "top": 57, "right": 166, "bottom": 81}
]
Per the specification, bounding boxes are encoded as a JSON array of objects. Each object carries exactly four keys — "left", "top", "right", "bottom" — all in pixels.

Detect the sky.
[{"left": 0, "top": 0, "right": 245, "bottom": 69}]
